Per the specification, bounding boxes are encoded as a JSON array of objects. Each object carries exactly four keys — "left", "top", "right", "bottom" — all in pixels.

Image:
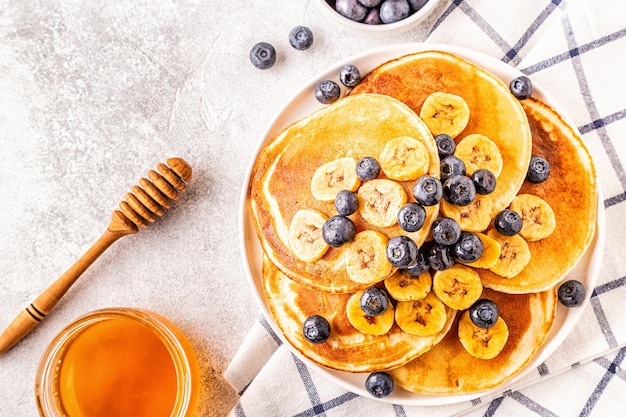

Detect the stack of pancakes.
[{"left": 247, "top": 50, "right": 597, "bottom": 395}]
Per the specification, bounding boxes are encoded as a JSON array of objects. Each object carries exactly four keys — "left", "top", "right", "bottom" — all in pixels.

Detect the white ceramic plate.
[{"left": 239, "top": 43, "right": 605, "bottom": 406}]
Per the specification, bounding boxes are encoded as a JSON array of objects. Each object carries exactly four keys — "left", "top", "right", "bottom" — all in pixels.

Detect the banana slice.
[
  {"left": 358, "top": 179, "right": 408, "bottom": 227},
  {"left": 454, "top": 133, "right": 503, "bottom": 177},
  {"left": 459, "top": 232, "right": 501, "bottom": 269},
  {"left": 440, "top": 194, "right": 493, "bottom": 233},
  {"left": 346, "top": 230, "right": 393, "bottom": 285},
  {"left": 346, "top": 289, "right": 395, "bottom": 336},
  {"left": 487, "top": 229, "right": 531, "bottom": 278},
  {"left": 419, "top": 92, "right": 470, "bottom": 139},
  {"left": 310, "top": 157, "right": 361, "bottom": 201},
  {"left": 432, "top": 264, "right": 483, "bottom": 310},
  {"left": 458, "top": 310, "right": 509, "bottom": 359},
  {"left": 288, "top": 209, "right": 330, "bottom": 262},
  {"left": 509, "top": 194, "right": 556, "bottom": 241},
  {"left": 379, "top": 136, "right": 430, "bottom": 181},
  {"left": 384, "top": 269, "right": 432, "bottom": 302},
  {"left": 395, "top": 292, "right": 448, "bottom": 336}
]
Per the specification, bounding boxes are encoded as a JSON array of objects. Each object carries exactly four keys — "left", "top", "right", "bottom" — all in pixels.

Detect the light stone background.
[{"left": 0, "top": 1, "right": 442, "bottom": 415}]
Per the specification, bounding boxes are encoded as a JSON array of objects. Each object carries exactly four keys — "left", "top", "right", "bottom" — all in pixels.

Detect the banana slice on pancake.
[
  {"left": 509, "top": 193, "right": 556, "bottom": 241},
  {"left": 454, "top": 133, "right": 503, "bottom": 177},
  {"left": 249, "top": 94, "right": 440, "bottom": 293},
  {"left": 345, "top": 230, "right": 393, "bottom": 285},
  {"left": 310, "top": 158, "right": 361, "bottom": 202},
  {"left": 389, "top": 288, "right": 557, "bottom": 394},
  {"left": 288, "top": 209, "right": 329, "bottom": 262},
  {"left": 350, "top": 50, "right": 532, "bottom": 231},
  {"left": 419, "top": 92, "right": 470, "bottom": 138},
  {"left": 379, "top": 136, "right": 430, "bottom": 181},
  {"left": 262, "top": 256, "right": 455, "bottom": 373},
  {"left": 480, "top": 98, "right": 597, "bottom": 293}
]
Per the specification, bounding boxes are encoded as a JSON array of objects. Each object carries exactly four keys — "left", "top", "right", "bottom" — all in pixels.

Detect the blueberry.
[
  {"left": 453, "top": 232, "right": 484, "bottom": 263},
  {"left": 356, "top": 156, "right": 381, "bottom": 181},
  {"left": 363, "top": 8, "right": 383, "bottom": 25},
  {"left": 322, "top": 215, "right": 356, "bottom": 247},
  {"left": 335, "top": 0, "right": 368, "bottom": 22},
  {"left": 440, "top": 155, "right": 466, "bottom": 181},
  {"left": 250, "top": 42, "right": 276, "bottom": 70},
  {"left": 494, "top": 209, "right": 523, "bottom": 236},
  {"left": 558, "top": 279, "right": 586, "bottom": 307},
  {"left": 527, "top": 155, "right": 550, "bottom": 183},
  {"left": 443, "top": 175, "right": 476, "bottom": 206},
  {"left": 302, "top": 315, "right": 331, "bottom": 344},
  {"left": 360, "top": 286, "right": 389, "bottom": 316},
  {"left": 359, "top": 0, "right": 382, "bottom": 7},
  {"left": 386, "top": 235, "right": 418, "bottom": 268},
  {"left": 335, "top": 190, "right": 359, "bottom": 216},
  {"left": 509, "top": 75, "right": 533, "bottom": 100},
  {"left": 365, "top": 371, "right": 394, "bottom": 398},
  {"left": 397, "top": 202, "right": 426, "bottom": 232},
  {"left": 472, "top": 169, "right": 497, "bottom": 195},
  {"left": 289, "top": 26, "right": 314, "bottom": 51},
  {"left": 408, "top": 0, "right": 428, "bottom": 11},
  {"left": 315, "top": 80, "right": 341, "bottom": 104},
  {"left": 469, "top": 299, "right": 499, "bottom": 328},
  {"left": 431, "top": 217, "right": 461, "bottom": 246},
  {"left": 413, "top": 175, "right": 443, "bottom": 206},
  {"left": 435, "top": 133, "right": 456, "bottom": 157},
  {"left": 339, "top": 64, "right": 361, "bottom": 88},
  {"left": 428, "top": 244, "right": 455, "bottom": 271},
  {"left": 380, "top": 0, "right": 411, "bottom": 23},
  {"left": 406, "top": 249, "right": 429, "bottom": 276}
]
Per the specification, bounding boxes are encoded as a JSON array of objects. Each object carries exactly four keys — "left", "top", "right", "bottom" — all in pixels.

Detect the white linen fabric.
[{"left": 226, "top": 1, "right": 626, "bottom": 415}]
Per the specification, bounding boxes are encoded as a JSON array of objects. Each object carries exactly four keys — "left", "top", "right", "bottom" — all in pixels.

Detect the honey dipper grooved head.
[{"left": 167, "top": 157, "right": 192, "bottom": 182}]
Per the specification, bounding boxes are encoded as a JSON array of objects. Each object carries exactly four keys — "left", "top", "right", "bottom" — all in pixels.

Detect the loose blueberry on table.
[
  {"left": 249, "top": 42, "right": 276, "bottom": 70},
  {"left": 289, "top": 26, "right": 314, "bottom": 50}
]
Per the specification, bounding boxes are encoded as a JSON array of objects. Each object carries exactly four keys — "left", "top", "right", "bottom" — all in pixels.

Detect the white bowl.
[{"left": 316, "top": 0, "right": 442, "bottom": 37}]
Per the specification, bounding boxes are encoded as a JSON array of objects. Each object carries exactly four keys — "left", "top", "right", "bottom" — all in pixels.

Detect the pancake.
[
  {"left": 349, "top": 50, "right": 532, "bottom": 232},
  {"left": 262, "top": 256, "right": 456, "bottom": 373},
  {"left": 249, "top": 94, "right": 440, "bottom": 293},
  {"left": 479, "top": 98, "right": 598, "bottom": 293},
  {"left": 389, "top": 287, "right": 557, "bottom": 394}
]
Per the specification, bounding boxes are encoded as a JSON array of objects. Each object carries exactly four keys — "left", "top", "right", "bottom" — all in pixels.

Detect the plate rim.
[{"left": 238, "top": 42, "right": 605, "bottom": 406}]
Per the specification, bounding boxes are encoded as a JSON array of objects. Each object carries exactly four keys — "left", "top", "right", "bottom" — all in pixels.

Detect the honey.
[{"left": 36, "top": 309, "right": 199, "bottom": 417}]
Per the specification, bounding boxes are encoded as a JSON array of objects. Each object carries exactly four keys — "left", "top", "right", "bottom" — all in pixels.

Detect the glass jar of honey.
[{"left": 35, "top": 308, "right": 200, "bottom": 417}]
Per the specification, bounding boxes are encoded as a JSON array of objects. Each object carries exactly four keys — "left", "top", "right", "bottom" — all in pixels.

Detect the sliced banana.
[
  {"left": 432, "top": 264, "right": 483, "bottom": 310},
  {"left": 509, "top": 194, "right": 556, "bottom": 241},
  {"left": 395, "top": 292, "right": 448, "bottom": 336},
  {"left": 346, "top": 230, "right": 393, "bottom": 285},
  {"left": 440, "top": 194, "right": 493, "bottom": 232},
  {"left": 458, "top": 311, "right": 509, "bottom": 359},
  {"left": 346, "top": 289, "right": 395, "bottom": 336},
  {"left": 288, "top": 209, "right": 330, "bottom": 262},
  {"left": 358, "top": 179, "right": 408, "bottom": 227},
  {"left": 458, "top": 232, "right": 501, "bottom": 269},
  {"left": 384, "top": 269, "right": 432, "bottom": 302},
  {"left": 310, "top": 157, "right": 361, "bottom": 201},
  {"left": 487, "top": 228, "right": 531, "bottom": 278},
  {"left": 454, "top": 133, "right": 503, "bottom": 177},
  {"left": 379, "top": 136, "right": 430, "bottom": 181},
  {"left": 419, "top": 92, "right": 470, "bottom": 139}
]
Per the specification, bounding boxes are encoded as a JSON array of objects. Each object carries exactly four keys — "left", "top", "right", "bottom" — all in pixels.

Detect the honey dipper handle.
[{"left": 0, "top": 212, "right": 137, "bottom": 354}]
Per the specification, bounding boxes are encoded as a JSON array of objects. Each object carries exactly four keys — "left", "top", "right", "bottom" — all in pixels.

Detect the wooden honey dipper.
[{"left": 0, "top": 157, "right": 192, "bottom": 354}]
